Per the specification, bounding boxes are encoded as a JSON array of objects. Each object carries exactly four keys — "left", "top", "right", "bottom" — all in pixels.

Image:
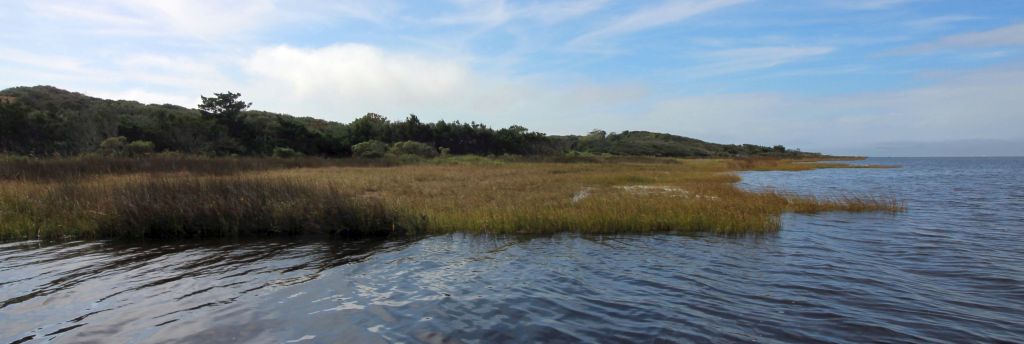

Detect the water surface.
[{"left": 2, "top": 157, "right": 1022, "bottom": 343}]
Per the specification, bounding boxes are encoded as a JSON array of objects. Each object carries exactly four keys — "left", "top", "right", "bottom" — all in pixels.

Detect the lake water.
[{"left": 2, "top": 157, "right": 1022, "bottom": 343}]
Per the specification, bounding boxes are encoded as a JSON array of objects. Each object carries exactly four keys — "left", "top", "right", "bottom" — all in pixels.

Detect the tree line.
[{"left": 0, "top": 86, "right": 814, "bottom": 158}]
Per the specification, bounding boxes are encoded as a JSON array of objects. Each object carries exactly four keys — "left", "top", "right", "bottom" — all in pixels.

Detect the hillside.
[{"left": 0, "top": 86, "right": 817, "bottom": 158}]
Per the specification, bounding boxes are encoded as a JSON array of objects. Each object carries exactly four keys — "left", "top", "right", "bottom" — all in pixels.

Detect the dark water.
[{"left": 2, "top": 157, "right": 1022, "bottom": 343}]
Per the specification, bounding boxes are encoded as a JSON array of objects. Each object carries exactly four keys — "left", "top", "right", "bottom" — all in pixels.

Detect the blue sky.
[{"left": 2, "top": 0, "right": 1023, "bottom": 156}]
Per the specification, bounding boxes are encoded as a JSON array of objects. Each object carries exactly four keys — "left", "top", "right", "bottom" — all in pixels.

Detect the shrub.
[
  {"left": 352, "top": 140, "right": 388, "bottom": 158},
  {"left": 99, "top": 136, "right": 128, "bottom": 155},
  {"left": 272, "top": 147, "right": 301, "bottom": 158},
  {"left": 99, "top": 136, "right": 154, "bottom": 157},
  {"left": 389, "top": 141, "right": 438, "bottom": 158},
  {"left": 125, "top": 140, "right": 155, "bottom": 157}
]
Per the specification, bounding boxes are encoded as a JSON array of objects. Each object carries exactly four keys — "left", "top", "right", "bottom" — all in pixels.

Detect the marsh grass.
[
  {"left": 0, "top": 157, "right": 905, "bottom": 241},
  {"left": 0, "top": 175, "right": 420, "bottom": 240}
]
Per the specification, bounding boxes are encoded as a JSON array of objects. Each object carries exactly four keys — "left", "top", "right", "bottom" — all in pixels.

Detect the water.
[{"left": 2, "top": 157, "right": 1022, "bottom": 343}]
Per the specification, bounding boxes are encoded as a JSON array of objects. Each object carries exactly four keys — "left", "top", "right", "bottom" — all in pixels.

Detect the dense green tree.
[
  {"left": 198, "top": 92, "right": 254, "bottom": 154},
  {"left": 0, "top": 86, "right": 818, "bottom": 159},
  {"left": 198, "top": 92, "right": 250, "bottom": 118},
  {"left": 349, "top": 113, "right": 390, "bottom": 144}
]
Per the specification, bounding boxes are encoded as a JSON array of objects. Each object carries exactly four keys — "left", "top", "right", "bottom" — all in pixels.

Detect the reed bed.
[
  {"left": 0, "top": 175, "right": 419, "bottom": 240},
  {"left": 0, "top": 157, "right": 905, "bottom": 241}
]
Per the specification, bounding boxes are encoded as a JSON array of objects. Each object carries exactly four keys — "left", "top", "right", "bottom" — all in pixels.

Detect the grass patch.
[{"left": 0, "top": 157, "right": 904, "bottom": 241}]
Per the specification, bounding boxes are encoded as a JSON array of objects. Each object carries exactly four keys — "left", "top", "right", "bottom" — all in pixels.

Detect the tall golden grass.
[
  {"left": 0, "top": 157, "right": 904, "bottom": 241},
  {"left": 0, "top": 176, "right": 420, "bottom": 240}
]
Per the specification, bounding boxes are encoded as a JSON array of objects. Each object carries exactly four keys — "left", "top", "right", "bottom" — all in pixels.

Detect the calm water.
[{"left": 2, "top": 157, "right": 1022, "bottom": 343}]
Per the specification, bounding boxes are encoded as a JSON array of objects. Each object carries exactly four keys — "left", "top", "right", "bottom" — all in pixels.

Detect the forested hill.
[{"left": 0, "top": 86, "right": 818, "bottom": 158}]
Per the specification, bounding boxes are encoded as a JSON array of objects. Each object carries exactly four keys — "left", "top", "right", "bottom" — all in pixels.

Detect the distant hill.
[
  {"left": 0, "top": 86, "right": 817, "bottom": 158},
  {"left": 559, "top": 130, "right": 803, "bottom": 158}
]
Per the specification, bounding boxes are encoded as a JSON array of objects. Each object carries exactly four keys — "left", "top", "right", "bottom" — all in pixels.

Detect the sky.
[{"left": 1, "top": 0, "right": 1023, "bottom": 156}]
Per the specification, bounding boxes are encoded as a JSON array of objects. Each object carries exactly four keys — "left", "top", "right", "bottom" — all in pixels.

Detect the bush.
[
  {"left": 272, "top": 147, "right": 301, "bottom": 158},
  {"left": 351, "top": 140, "right": 388, "bottom": 158},
  {"left": 99, "top": 136, "right": 128, "bottom": 155},
  {"left": 389, "top": 141, "right": 438, "bottom": 158},
  {"left": 99, "top": 136, "right": 154, "bottom": 157},
  {"left": 125, "top": 140, "right": 155, "bottom": 157}
]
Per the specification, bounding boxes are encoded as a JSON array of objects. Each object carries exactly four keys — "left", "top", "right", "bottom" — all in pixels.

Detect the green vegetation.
[
  {"left": 572, "top": 130, "right": 806, "bottom": 157},
  {"left": 0, "top": 156, "right": 903, "bottom": 241},
  {"left": 389, "top": 141, "right": 439, "bottom": 158},
  {"left": 0, "top": 86, "right": 821, "bottom": 159},
  {"left": 0, "top": 85, "right": 900, "bottom": 242},
  {"left": 272, "top": 147, "right": 301, "bottom": 158},
  {"left": 352, "top": 140, "right": 389, "bottom": 158},
  {"left": 98, "top": 136, "right": 155, "bottom": 157}
]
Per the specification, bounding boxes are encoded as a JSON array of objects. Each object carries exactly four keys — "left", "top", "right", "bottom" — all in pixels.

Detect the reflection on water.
[{"left": 2, "top": 158, "right": 1023, "bottom": 343}]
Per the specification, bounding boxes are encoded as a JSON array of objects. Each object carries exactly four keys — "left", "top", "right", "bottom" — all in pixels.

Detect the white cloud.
[
  {"left": 89, "top": 89, "right": 199, "bottom": 107},
  {"left": 116, "top": 54, "right": 233, "bottom": 88},
  {"left": 898, "top": 22, "right": 1024, "bottom": 54},
  {"left": 632, "top": 64, "right": 1024, "bottom": 152},
  {"left": 0, "top": 48, "right": 235, "bottom": 108},
  {"left": 571, "top": 0, "right": 747, "bottom": 47},
  {"left": 685, "top": 46, "right": 835, "bottom": 77},
  {"left": 239, "top": 44, "right": 643, "bottom": 128},
  {"left": 243, "top": 44, "right": 470, "bottom": 111},
  {"left": 906, "top": 15, "right": 981, "bottom": 30},
  {"left": 522, "top": 0, "right": 610, "bottom": 24},
  {"left": 29, "top": 0, "right": 279, "bottom": 39},
  {"left": 432, "top": 0, "right": 511, "bottom": 27},
  {"left": 24, "top": 0, "right": 400, "bottom": 40},
  {"left": 320, "top": 1, "right": 403, "bottom": 24},
  {"left": 433, "top": 0, "right": 609, "bottom": 28},
  {"left": 831, "top": 0, "right": 915, "bottom": 10},
  {"left": 134, "top": 0, "right": 277, "bottom": 39},
  {"left": 0, "top": 48, "right": 91, "bottom": 74}
]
